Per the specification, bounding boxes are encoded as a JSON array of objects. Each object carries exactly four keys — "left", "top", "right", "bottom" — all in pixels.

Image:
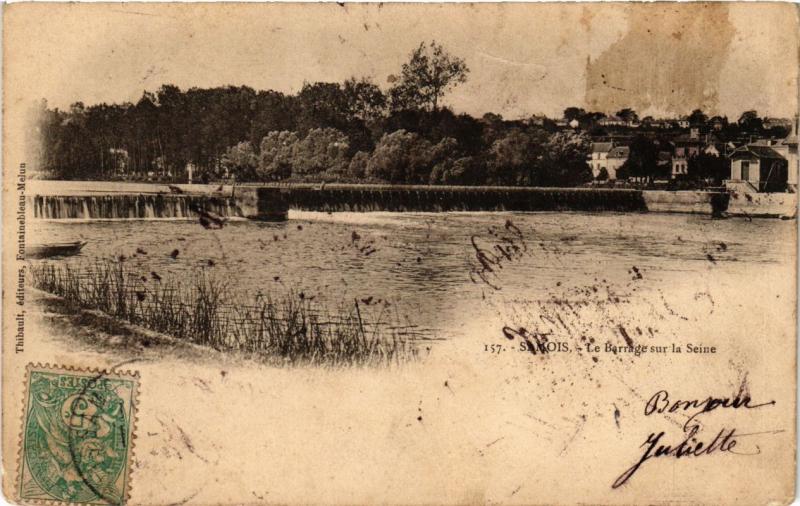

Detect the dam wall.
[
  {"left": 233, "top": 187, "right": 290, "bottom": 221},
  {"left": 31, "top": 194, "right": 240, "bottom": 220},
  {"left": 28, "top": 181, "right": 742, "bottom": 220},
  {"left": 642, "top": 191, "right": 729, "bottom": 216},
  {"left": 259, "top": 184, "right": 648, "bottom": 213}
]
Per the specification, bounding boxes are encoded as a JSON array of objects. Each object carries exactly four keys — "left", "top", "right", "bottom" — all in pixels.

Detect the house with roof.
[
  {"left": 671, "top": 129, "right": 702, "bottom": 178},
  {"left": 598, "top": 116, "right": 626, "bottom": 128},
  {"left": 652, "top": 120, "right": 675, "bottom": 130},
  {"left": 606, "top": 146, "right": 630, "bottom": 180},
  {"left": 700, "top": 134, "right": 730, "bottom": 157},
  {"left": 763, "top": 117, "right": 792, "bottom": 131},
  {"left": 709, "top": 116, "right": 726, "bottom": 131},
  {"left": 727, "top": 144, "right": 788, "bottom": 192},
  {"left": 672, "top": 157, "right": 689, "bottom": 178},
  {"left": 555, "top": 118, "right": 579, "bottom": 129},
  {"left": 588, "top": 142, "right": 613, "bottom": 179},
  {"left": 668, "top": 129, "right": 725, "bottom": 178},
  {"left": 772, "top": 122, "right": 798, "bottom": 189}
]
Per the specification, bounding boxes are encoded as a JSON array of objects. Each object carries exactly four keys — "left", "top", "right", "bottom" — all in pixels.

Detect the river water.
[{"left": 29, "top": 211, "right": 794, "bottom": 347}]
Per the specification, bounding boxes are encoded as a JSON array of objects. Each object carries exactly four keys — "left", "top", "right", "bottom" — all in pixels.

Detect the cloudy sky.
[{"left": 5, "top": 2, "right": 798, "bottom": 119}]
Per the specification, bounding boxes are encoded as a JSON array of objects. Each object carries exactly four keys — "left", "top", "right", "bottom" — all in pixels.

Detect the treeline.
[
  {"left": 31, "top": 40, "right": 790, "bottom": 187},
  {"left": 32, "top": 41, "right": 593, "bottom": 187}
]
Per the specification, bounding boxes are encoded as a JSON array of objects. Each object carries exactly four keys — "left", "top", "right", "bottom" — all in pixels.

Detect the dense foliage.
[
  {"left": 30, "top": 40, "right": 788, "bottom": 187},
  {"left": 31, "top": 41, "right": 593, "bottom": 187}
]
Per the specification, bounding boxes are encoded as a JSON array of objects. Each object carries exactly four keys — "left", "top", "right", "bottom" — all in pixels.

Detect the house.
[
  {"left": 763, "top": 117, "right": 792, "bottom": 131},
  {"left": 606, "top": 146, "right": 630, "bottom": 179},
  {"left": 676, "top": 116, "right": 691, "bottom": 129},
  {"left": 652, "top": 120, "right": 675, "bottom": 130},
  {"left": 598, "top": 115, "right": 626, "bottom": 128},
  {"left": 728, "top": 144, "right": 788, "bottom": 192},
  {"left": 671, "top": 156, "right": 689, "bottom": 178},
  {"left": 588, "top": 142, "right": 613, "bottom": 179},
  {"left": 709, "top": 116, "right": 726, "bottom": 131},
  {"left": 673, "top": 130, "right": 704, "bottom": 159},
  {"left": 703, "top": 142, "right": 722, "bottom": 157},
  {"left": 772, "top": 118, "right": 799, "bottom": 188},
  {"left": 669, "top": 130, "right": 723, "bottom": 179}
]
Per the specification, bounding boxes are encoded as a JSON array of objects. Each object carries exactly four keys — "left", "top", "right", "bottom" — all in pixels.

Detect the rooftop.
[
  {"left": 608, "top": 146, "right": 630, "bottom": 159},
  {"left": 591, "top": 142, "right": 613, "bottom": 153},
  {"left": 730, "top": 144, "right": 786, "bottom": 160}
]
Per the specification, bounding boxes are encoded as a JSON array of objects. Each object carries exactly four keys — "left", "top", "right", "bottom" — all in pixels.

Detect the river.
[{"left": 28, "top": 211, "right": 794, "bottom": 347}]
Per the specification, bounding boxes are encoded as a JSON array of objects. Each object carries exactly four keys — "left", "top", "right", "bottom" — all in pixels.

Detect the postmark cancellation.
[{"left": 16, "top": 364, "right": 139, "bottom": 506}]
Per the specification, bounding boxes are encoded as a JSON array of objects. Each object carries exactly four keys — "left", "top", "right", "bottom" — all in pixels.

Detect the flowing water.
[{"left": 28, "top": 211, "right": 794, "bottom": 344}]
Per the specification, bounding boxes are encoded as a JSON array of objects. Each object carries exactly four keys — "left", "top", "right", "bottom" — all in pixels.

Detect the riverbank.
[{"left": 28, "top": 261, "right": 421, "bottom": 366}]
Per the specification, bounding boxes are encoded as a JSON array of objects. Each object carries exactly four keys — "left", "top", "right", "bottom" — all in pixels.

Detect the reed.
[{"left": 29, "top": 260, "right": 420, "bottom": 367}]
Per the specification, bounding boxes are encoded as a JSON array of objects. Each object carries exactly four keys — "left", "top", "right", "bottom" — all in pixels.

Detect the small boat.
[{"left": 27, "top": 241, "right": 87, "bottom": 259}]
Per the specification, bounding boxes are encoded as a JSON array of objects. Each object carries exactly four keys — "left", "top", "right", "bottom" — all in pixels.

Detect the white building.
[
  {"left": 606, "top": 146, "right": 630, "bottom": 179},
  {"left": 588, "top": 142, "right": 630, "bottom": 180},
  {"left": 773, "top": 118, "right": 799, "bottom": 188},
  {"left": 588, "top": 142, "right": 612, "bottom": 179}
]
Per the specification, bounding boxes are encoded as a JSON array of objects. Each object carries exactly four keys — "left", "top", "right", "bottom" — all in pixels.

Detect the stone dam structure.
[
  {"left": 28, "top": 182, "right": 740, "bottom": 221},
  {"left": 32, "top": 194, "right": 236, "bottom": 220}
]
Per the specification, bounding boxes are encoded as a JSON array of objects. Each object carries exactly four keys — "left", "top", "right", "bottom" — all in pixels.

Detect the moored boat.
[{"left": 27, "top": 241, "right": 87, "bottom": 259}]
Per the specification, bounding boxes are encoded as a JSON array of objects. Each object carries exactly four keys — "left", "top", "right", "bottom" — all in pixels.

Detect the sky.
[{"left": 5, "top": 2, "right": 799, "bottom": 120}]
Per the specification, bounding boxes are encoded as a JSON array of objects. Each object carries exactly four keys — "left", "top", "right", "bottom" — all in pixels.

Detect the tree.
[
  {"left": 292, "top": 128, "right": 351, "bottom": 178},
  {"left": 563, "top": 107, "right": 587, "bottom": 121},
  {"left": 342, "top": 77, "right": 387, "bottom": 121},
  {"left": 389, "top": 41, "right": 469, "bottom": 112},
  {"left": 296, "top": 82, "right": 350, "bottom": 134},
  {"left": 738, "top": 110, "right": 763, "bottom": 132},
  {"left": 258, "top": 131, "right": 299, "bottom": 180},
  {"left": 583, "top": 111, "right": 607, "bottom": 124},
  {"left": 536, "top": 132, "right": 592, "bottom": 186},
  {"left": 366, "top": 130, "right": 435, "bottom": 183},
  {"left": 249, "top": 90, "right": 297, "bottom": 147},
  {"left": 596, "top": 167, "right": 609, "bottom": 181},
  {"left": 347, "top": 151, "right": 370, "bottom": 180},
  {"left": 616, "top": 108, "right": 639, "bottom": 123},
  {"left": 486, "top": 128, "right": 547, "bottom": 186},
  {"left": 688, "top": 152, "right": 727, "bottom": 184},
  {"left": 688, "top": 108, "right": 708, "bottom": 125},
  {"left": 620, "top": 135, "right": 661, "bottom": 181},
  {"left": 222, "top": 141, "right": 258, "bottom": 181},
  {"left": 430, "top": 156, "right": 486, "bottom": 185}
]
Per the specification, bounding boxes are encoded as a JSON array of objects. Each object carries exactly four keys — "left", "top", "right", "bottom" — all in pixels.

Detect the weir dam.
[{"left": 28, "top": 181, "right": 732, "bottom": 220}]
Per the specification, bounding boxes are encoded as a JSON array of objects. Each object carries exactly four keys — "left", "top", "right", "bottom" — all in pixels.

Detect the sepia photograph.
[{"left": 2, "top": 2, "right": 798, "bottom": 505}]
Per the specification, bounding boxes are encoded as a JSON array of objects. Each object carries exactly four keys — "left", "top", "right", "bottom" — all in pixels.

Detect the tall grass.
[{"left": 29, "top": 260, "right": 421, "bottom": 367}]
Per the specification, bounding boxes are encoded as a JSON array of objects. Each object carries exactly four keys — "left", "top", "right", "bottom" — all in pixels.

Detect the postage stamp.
[{"left": 17, "top": 364, "right": 139, "bottom": 506}]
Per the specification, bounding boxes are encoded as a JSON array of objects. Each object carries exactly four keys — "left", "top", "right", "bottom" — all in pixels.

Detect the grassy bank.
[{"left": 29, "top": 260, "right": 421, "bottom": 367}]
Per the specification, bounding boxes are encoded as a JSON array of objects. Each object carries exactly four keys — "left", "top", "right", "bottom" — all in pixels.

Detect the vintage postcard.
[{"left": 2, "top": 2, "right": 798, "bottom": 505}]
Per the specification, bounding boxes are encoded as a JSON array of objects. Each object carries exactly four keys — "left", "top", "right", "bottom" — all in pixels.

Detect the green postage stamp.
[{"left": 17, "top": 364, "right": 139, "bottom": 506}]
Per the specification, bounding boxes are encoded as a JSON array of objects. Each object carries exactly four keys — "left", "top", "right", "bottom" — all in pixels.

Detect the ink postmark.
[{"left": 17, "top": 364, "right": 139, "bottom": 506}]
